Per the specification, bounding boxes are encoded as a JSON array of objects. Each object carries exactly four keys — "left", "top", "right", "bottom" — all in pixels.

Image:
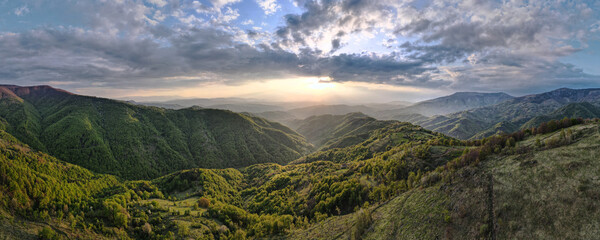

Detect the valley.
[{"left": 0, "top": 85, "right": 599, "bottom": 240}]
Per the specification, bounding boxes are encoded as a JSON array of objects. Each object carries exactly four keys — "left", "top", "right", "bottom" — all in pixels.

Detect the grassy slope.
[
  {"left": 287, "top": 122, "right": 600, "bottom": 240},
  {"left": 0, "top": 85, "right": 312, "bottom": 179},
  {"left": 485, "top": 123, "right": 600, "bottom": 239},
  {"left": 285, "top": 187, "right": 450, "bottom": 240}
]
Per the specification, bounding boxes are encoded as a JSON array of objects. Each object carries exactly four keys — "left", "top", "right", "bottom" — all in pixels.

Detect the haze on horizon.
[{"left": 0, "top": 0, "right": 599, "bottom": 103}]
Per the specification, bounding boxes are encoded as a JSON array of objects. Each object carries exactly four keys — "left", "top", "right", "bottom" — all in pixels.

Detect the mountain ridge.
[
  {"left": 0, "top": 85, "right": 313, "bottom": 179},
  {"left": 416, "top": 87, "right": 600, "bottom": 139},
  {"left": 378, "top": 91, "right": 514, "bottom": 118}
]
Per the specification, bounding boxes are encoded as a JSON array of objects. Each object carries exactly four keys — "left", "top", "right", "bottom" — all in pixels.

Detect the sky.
[{"left": 0, "top": 0, "right": 599, "bottom": 103}]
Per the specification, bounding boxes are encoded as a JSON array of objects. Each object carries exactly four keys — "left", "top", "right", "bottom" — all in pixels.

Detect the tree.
[
  {"left": 506, "top": 137, "right": 516, "bottom": 148},
  {"left": 198, "top": 197, "right": 211, "bottom": 208}
]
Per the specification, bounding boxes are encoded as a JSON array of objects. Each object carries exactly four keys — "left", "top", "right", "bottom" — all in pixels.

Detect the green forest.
[
  {"left": 1, "top": 85, "right": 600, "bottom": 239},
  {"left": 0, "top": 86, "right": 312, "bottom": 179}
]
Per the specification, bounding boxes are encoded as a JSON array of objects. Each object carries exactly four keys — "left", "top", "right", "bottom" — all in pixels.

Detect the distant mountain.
[
  {"left": 384, "top": 100, "right": 413, "bottom": 106},
  {"left": 521, "top": 102, "right": 600, "bottom": 129},
  {"left": 148, "top": 98, "right": 319, "bottom": 112},
  {"left": 377, "top": 92, "right": 513, "bottom": 118},
  {"left": 363, "top": 101, "right": 412, "bottom": 110},
  {"left": 416, "top": 88, "right": 600, "bottom": 139},
  {"left": 252, "top": 104, "right": 410, "bottom": 127},
  {"left": 0, "top": 85, "right": 312, "bottom": 179},
  {"left": 161, "top": 97, "right": 252, "bottom": 108},
  {"left": 289, "top": 112, "right": 393, "bottom": 149},
  {"left": 207, "top": 103, "right": 284, "bottom": 113},
  {"left": 247, "top": 111, "right": 298, "bottom": 126},
  {"left": 137, "top": 98, "right": 284, "bottom": 112},
  {"left": 129, "top": 100, "right": 186, "bottom": 109},
  {"left": 287, "top": 104, "right": 378, "bottom": 120},
  {"left": 388, "top": 113, "right": 428, "bottom": 123}
]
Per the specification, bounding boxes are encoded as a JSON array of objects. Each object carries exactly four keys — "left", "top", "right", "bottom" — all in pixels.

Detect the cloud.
[
  {"left": 14, "top": 5, "right": 29, "bottom": 16},
  {"left": 432, "top": 51, "right": 600, "bottom": 94},
  {"left": 215, "top": 7, "right": 240, "bottom": 23},
  {"left": 76, "top": 0, "right": 156, "bottom": 36},
  {"left": 270, "top": 0, "right": 600, "bottom": 91},
  {"left": 0, "top": 0, "right": 598, "bottom": 97},
  {"left": 208, "top": 0, "right": 241, "bottom": 9},
  {"left": 256, "top": 0, "right": 280, "bottom": 15},
  {"left": 304, "top": 53, "right": 439, "bottom": 87},
  {"left": 147, "top": 0, "right": 168, "bottom": 7},
  {"left": 0, "top": 25, "right": 449, "bottom": 92},
  {"left": 0, "top": 27, "right": 307, "bottom": 89}
]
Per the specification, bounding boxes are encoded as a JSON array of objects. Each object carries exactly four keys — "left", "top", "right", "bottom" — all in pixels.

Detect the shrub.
[
  {"left": 352, "top": 209, "right": 372, "bottom": 240},
  {"left": 38, "top": 226, "right": 59, "bottom": 240},
  {"left": 178, "top": 223, "right": 191, "bottom": 237},
  {"left": 479, "top": 224, "right": 489, "bottom": 237},
  {"left": 142, "top": 222, "right": 152, "bottom": 235},
  {"left": 198, "top": 197, "right": 211, "bottom": 208}
]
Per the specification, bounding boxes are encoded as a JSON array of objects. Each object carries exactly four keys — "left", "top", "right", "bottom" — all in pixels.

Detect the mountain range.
[
  {"left": 1, "top": 84, "right": 600, "bottom": 240},
  {"left": 377, "top": 92, "right": 514, "bottom": 118},
  {"left": 412, "top": 88, "right": 600, "bottom": 139},
  {"left": 0, "top": 85, "right": 312, "bottom": 179}
]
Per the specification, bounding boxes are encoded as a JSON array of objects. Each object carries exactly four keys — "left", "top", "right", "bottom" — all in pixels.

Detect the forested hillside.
[
  {"left": 0, "top": 85, "right": 312, "bottom": 179},
  {"left": 288, "top": 113, "right": 395, "bottom": 149},
  {"left": 0, "top": 111, "right": 466, "bottom": 239},
  {"left": 289, "top": 119, "right": 600, "bottom": 239},
  {"left": 2, "top": 85, "right": 600, "bottom": 240},
  {"left": 1, "top": 101, "right": 599, "bottom": 239},
  {"left": 377, "top": 92, "right": 513, "bottom": 118},
  {"left": 413, "top": 88, "right": 600, "bottom": 139}
]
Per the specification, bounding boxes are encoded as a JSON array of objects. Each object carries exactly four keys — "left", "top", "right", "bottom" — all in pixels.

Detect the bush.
[
  {"left": 352, "top": 209, "right": 372, "bottom": 240},
  {"left": 38, "top": 226, "right": 60, "bottom": 240},
  {"left": 479, "top": 223, "right": 489, "bottom": 237},
  {"left": 142, "top": 222, "right": 152, "bottom": 235},
  {"left": 198, "top": 197, "right": 211, "bottom": 208},
  {"left": 178, "top": 223, "right": 190, "bottom": 237}
]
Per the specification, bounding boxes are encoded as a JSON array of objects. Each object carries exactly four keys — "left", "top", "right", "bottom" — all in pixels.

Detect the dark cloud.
[
  {"left": 273, "top": 0, "right": 600, "bottom": 92},
  {"left": 0, "top": 24, "right": 449, "bottom": 90},
  {"left": 276, "top": 0, "right": 384, "bottom": 49},
  {"left": 0, "top": 27, "right": 302, "bottom": 88},
  {"left": 0, "top": 0, "right": 598, "bottom": 96}
]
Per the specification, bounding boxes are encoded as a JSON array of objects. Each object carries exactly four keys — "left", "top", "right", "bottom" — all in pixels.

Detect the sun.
[{"left": 308, "top": 77, "right": 336, "bottom": 90}]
